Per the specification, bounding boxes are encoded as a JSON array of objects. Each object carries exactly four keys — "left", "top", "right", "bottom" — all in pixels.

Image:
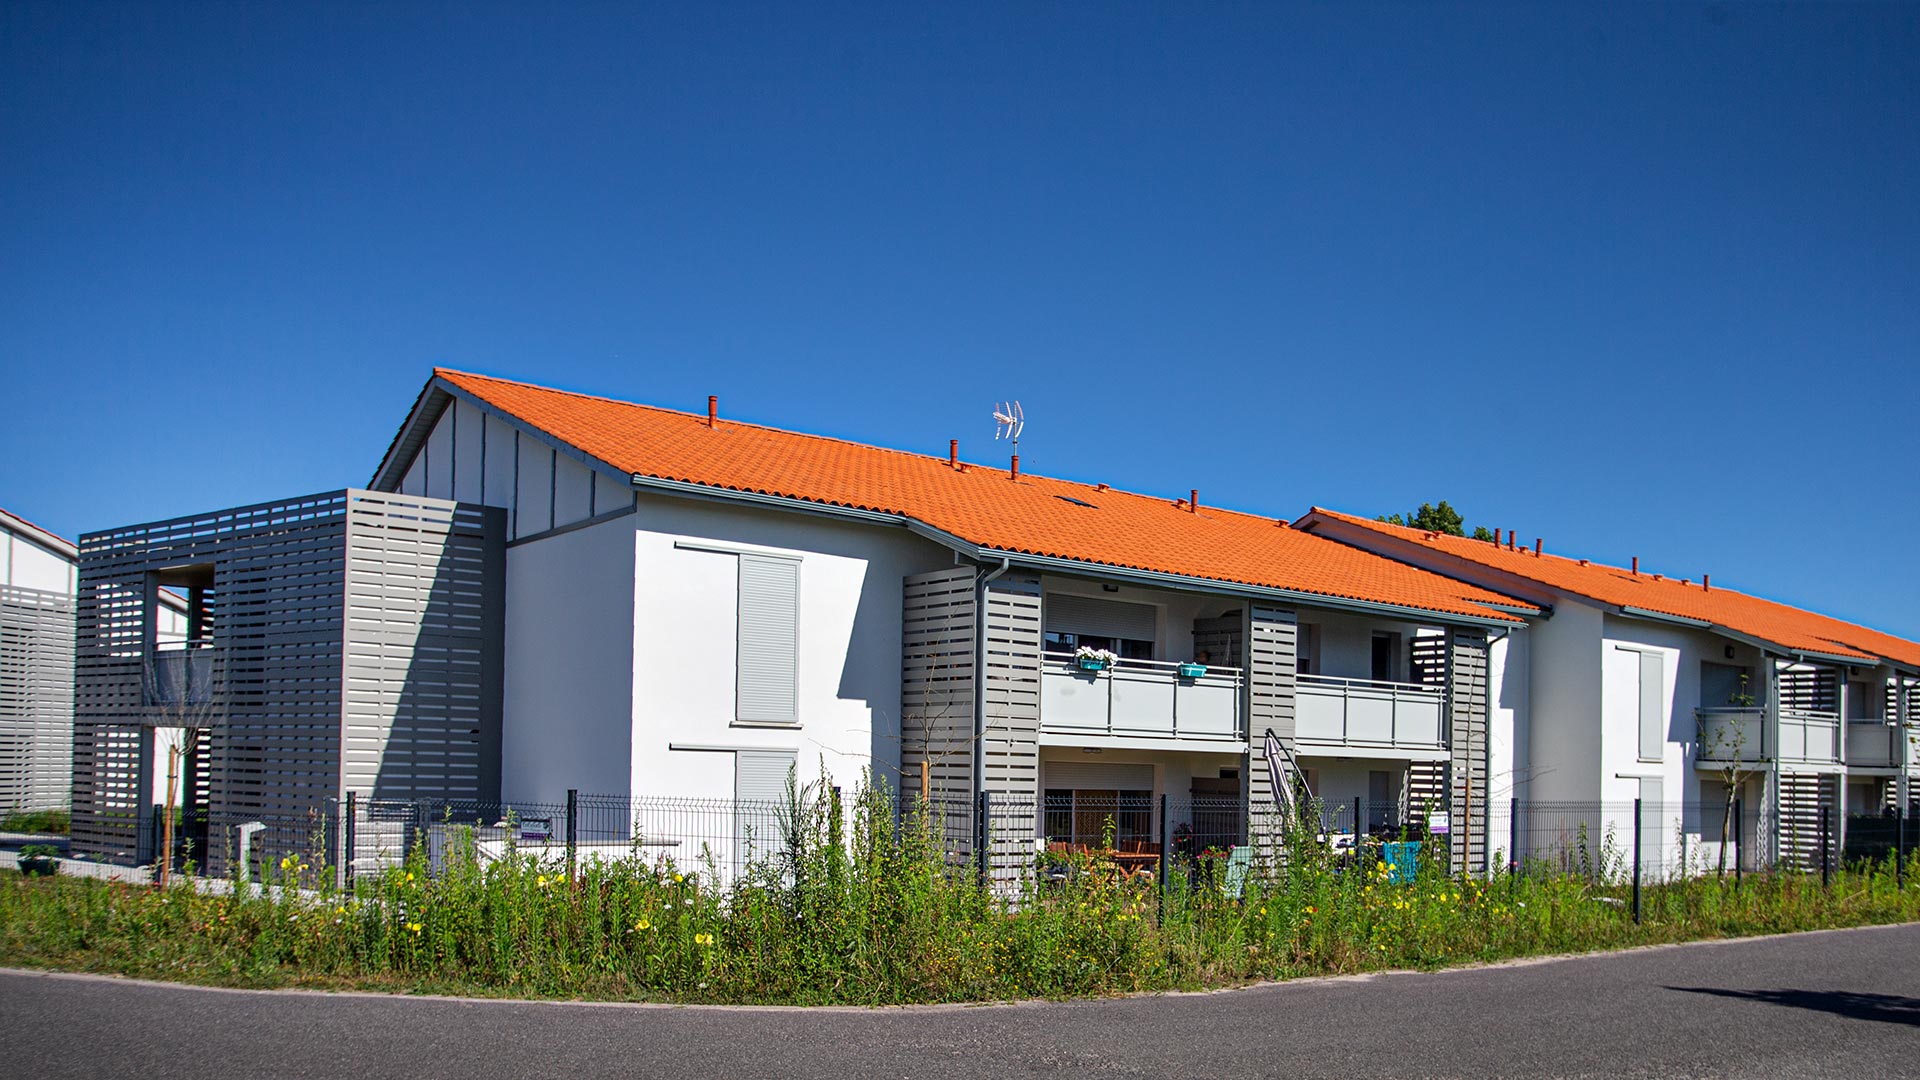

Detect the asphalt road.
[{"left": 4, "top": 924, "right": 1917, "bottom": 1079}]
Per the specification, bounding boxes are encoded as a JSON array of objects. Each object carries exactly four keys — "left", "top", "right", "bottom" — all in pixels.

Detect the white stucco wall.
[
  {"left": 500, "top": 512, "right": 638, "bottom": 803},
  {"left": 0, "top": 522, "right": 75, "bottom": 595},
  {"left": 1526, "top": 600, "right": 1605, "bottom": 804},
  {"left": 1488, "top": 626, "right": 1529, "bottom": 804},
  {"left": 628, "top": 495, "right": 953, "bottom": 803}
]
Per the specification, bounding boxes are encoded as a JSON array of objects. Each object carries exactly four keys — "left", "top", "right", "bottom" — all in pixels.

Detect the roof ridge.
[{"left": 440, "top": 368, "right": 1294, "bottom": 523}]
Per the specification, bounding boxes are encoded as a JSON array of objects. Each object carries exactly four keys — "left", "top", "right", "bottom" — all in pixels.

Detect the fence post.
[
  {"left": 1508, "top": 795, "right": 1520, "bottom": 877},
  {"left": 975, "top": 790, "right": 991, "bottom": 887},
  {"left": 1899, "top": 787, "right": 1907, "bottom": 888},
  {"left": 829, "top": 786, "right": 843, "bottom": 856},
  {"left": 343, "top": 790, "right": 357, "bottom": 889},
  {"left": 1157, "top": 792, "right": 1171, "bottom": 896},
  {"left": 1632, "top": 796, "right": 1643, "bottom": 925},
  {"left": 1733, "top": 797, "right": 1744, "bottom": 887},
  {"left": 565, "top": 788, "right": 579, "bottom": 880},
  {"left": 1821, "top": 804, "right": 1831, "bottom": 889}
]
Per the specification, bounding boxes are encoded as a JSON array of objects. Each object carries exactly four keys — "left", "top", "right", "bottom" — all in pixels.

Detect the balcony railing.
[
  {"left": 1844, "top": 720, "right": 1911, "bottom": 771},
  {"left": 1039, "top": 657, "right": 1243, "bottom": 743},
  {"left": 1778, "top": 708, "right": 1842, "bottom": 767},
  {"left": 1295, "top": 674, "right": 1445, "bottom": 754},
  {"left": 1695, "top": 707, "right": 1842, "bottom": 769},
  {"left": 145, "top": 642, "right": 216, "bottom": 707}
]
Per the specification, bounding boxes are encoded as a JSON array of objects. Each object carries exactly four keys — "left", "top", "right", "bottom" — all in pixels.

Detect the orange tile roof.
[
  {"left": 1303, "top": 507, "right": 1920, "bottom": 669},
  {"left": 428, "top": 370, "right": 1533, "bottom": 624}
]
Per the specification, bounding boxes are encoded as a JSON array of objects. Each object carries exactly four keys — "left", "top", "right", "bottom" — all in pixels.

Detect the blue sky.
[{"left": 3, "top": 4, "right": 1916, "bottom": 636}]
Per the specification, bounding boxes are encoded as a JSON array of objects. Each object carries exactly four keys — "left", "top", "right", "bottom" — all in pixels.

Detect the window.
[
  {"left": 1296, "top": 624, "right": 1316, "bottom": 674},
  {"left": 1043, "top": 789, "right": 1152, "bottom": 847},
  {"left": 1043, "top": 631, "right": 1154, "bottom": 660},
  {"left": 736, "top": 554, "right": 799, "bottom": 724}
]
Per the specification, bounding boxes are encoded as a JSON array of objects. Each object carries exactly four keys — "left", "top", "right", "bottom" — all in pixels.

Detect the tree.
[
  {"left": 1698, "top": 673, "right": 1759, "bottom": 878},
  {"left": 143, "top": 646, "right": 222, "bottom": 887},
  {"left": 1379, "top": 500, "right": 1495, "bottom": 541}
]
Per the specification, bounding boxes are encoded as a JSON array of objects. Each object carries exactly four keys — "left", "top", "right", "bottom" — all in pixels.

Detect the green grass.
[
  {"left": 0, "top": 808, "right": 69, "bottom": 836},
  {"left": 2, "top": 784, "right": 1916, "bottom": 1004}
]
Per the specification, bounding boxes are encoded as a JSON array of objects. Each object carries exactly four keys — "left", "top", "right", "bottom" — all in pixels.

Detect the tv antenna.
[{"left": 992, "top": 401, "right": 1025, "bottom": 455}]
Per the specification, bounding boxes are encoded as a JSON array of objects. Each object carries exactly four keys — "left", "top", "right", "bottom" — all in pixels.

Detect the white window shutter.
[
  {"left": 737, "top": 555, "right": 799, "bottom": 723},
  {"left": 1639, "top": 651, "right": 1665, "bottom": 761}
]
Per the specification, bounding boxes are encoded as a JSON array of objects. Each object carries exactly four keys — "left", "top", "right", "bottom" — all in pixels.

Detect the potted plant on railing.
[
  {"left": 1073, "top": 646, "right": 1119, "bottom": 673},
  {"left": 17, "top": 843, "right": 58, "bottom": 877}
]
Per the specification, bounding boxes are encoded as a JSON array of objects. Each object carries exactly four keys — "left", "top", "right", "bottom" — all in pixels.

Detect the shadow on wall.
[{"left": 1665, "top": 986, "right": 1920, "bottom": 1028}]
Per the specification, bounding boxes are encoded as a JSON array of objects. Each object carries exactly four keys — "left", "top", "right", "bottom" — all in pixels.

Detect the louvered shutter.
[
  {"left": 737, "top": 555, "right": 799, "bottom": 723},
  {"left": 1044, "top": 594, "right": 1156, "bottom": 641},
  {"left": 735, "top": 749, "right": 796, "bottom": 866},
  {"left": 1639, "top": 651, "right": 1665, "bottom": 762}
]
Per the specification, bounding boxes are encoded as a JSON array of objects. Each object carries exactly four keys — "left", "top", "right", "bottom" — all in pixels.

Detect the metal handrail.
[
  {"left": 1049, "top": 654, "right": 1245, "bottom": 678},
  {"left": 1297, "top": 673, "right": 1441, "bottom": 696}
]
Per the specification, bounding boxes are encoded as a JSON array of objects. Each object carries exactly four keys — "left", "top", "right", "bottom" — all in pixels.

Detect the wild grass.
[
  {"left": 3, "top": 780, "right": 1916, "bottom": 1004},
  {"left": 0, "top": 808, "right": 70, "bottom": 835}
]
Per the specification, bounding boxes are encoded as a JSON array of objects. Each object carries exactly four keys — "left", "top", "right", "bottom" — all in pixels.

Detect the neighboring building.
[
  {"left": 70, "top": 491, "right": 503, "bottom": 869},
  {"left": 1291, "top": 508, "right": 1919, "bottom": 872},
  {"left": 2, "top": 508, "right": 185, "bottom": 815},
  {"left": 366, "top": 370, "right": 1537, "bottom": 878}
]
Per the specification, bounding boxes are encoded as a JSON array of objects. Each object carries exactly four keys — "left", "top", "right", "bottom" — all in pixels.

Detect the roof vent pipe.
[
  {"left": 1534, "top": 538, "right": 1542, "bottom": 557},
  {"left": 1190, "top": 489, "right": 1199, "bottom": 514},
  {"left": 1704, "top": 574, "right": 1711, "bottom": 592},
  {"left": 1632, "top": 557, "right": 1639, "bottom": 576},
  {"left": 1010, "top": 454, "right": 1020, "bottom": 481},
  {"left": 949, "top": 439, "right": 958, "bottom": 468},
  {"left": 707, "top": 395, "right": 718, "bottom": 428},
  {"left": 1507, "top": 530, "right": 1515, "bottom": 551}
]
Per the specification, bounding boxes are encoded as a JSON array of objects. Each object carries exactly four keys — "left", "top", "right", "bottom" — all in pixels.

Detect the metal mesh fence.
[{"left": 140, "top": 786, "right": 1911, "bottom": 892}]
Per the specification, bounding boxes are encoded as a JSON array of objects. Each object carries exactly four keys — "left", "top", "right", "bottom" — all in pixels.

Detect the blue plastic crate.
[{"left": 1383, "top": 841, "right": 1420, "bottom": 884}]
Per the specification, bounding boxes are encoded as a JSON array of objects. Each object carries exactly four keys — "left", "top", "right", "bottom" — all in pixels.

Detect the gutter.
[{"left": 626, "top": 474, "right": 1531, "bottom": 630}]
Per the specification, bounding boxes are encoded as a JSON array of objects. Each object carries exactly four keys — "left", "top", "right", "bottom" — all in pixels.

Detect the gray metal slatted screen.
[
  {"left": 1044, "top": 594, "right": 1156, "bottom": 641},
  {"left": 736, "top": 555, "right": 799, "bottom": 723},
  {"left": 1639, "top": 651, "right": 1665, "bottom": 762}
]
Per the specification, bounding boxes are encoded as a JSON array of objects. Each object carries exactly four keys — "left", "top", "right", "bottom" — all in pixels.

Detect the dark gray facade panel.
[{"left": 73, "top": 490, "right": 504, "bottom": 872}]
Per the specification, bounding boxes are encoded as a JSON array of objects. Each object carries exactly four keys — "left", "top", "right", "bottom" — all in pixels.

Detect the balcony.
[
  {"left": 1845, "top": 720, "right": 1911, "bottom": 772},
  {"left": 1695, "top": 707, "right": 1843, "bottom": 770},
  {"left": 1295, "top": 674, "right": 1445, "bottom": 757},
  {"left": 145, "top": 642, "right": 216, "bottom": 708},
  {"left": 1039, "top": 657, "right": 1243, "bottom": 745}
]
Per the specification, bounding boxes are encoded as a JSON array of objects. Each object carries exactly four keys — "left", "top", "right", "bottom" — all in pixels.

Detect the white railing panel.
[
  {"left": 1346, "top": 690, "right": 1396, "bottom": 743},
  {"left": 1179, "top": 676, "right": 1241, "bottom": 738},
  {"left": 1846, "top": 722, "right": 1898, "bottom": 768},
  {"left": 1696, "top": 708, "right": 1766, "bottom": 763},
  {"left": 1781, "top": 709, "right": 1841, "bottom": 766},
  {"left": 1110, "top": 668, "right": 1177, "bottom": 735},
  {"left": 1400, "top": 696, "right": 1444, "bottom": 746},
  {"left": 1296, "top": 685, "right": 1346, "bottom": 743},
  {"left": 1040, "top": 669, "right": 1109, "bottom": 732},
  {"left": 1039, "top": 659, "right": 1243, "bottom": 743}
]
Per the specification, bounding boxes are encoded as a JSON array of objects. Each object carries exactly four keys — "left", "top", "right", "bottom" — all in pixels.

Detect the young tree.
[
  {"left": 1379, "top": 500, "right": 1495, "bottom": 541},
  {"left": 1697, "top": 673, "right": 1758, "bottom": 878},
  {"left": 143, "top": 648, "right": 221, "bottom": 887}
]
